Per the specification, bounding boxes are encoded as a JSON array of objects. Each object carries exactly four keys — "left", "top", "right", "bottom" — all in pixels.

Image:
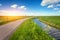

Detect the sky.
[{"left": 0, "top": 0, "right": 60, "bottom": 16}]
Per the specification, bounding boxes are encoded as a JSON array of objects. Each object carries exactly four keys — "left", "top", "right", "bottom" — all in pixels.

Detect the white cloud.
[
  {"left": 56, "top": 4, "right": 60, "bottom": 6},
  {"left": 18, "top": 6, "right": 27, "bottom": 10},
  {"left": 54, "top": 8, "right": 60, "bottom": 10},
  {"left": 11, "top": 4, "right": 27, "bottom": 10},
  {"left": 0, "top": 4, "right": 2, "bottom": 6},
  {"left": 19, "top": 6, "right": 25, "bottom": 9},
  {"left": 58, "top": 11, "right": 60, "bottom": 13},
  {"left": 41, "top": 0, "right": 60, "bottom": 12},
  {"left": 47, "top": 5, "right": 54, "bottom": 8},
  {"left": 11, "top": 4, "right": 18, "bottom": 8},
  {"left": 41, "top": 0, "right": 60, "bottom": 6}
]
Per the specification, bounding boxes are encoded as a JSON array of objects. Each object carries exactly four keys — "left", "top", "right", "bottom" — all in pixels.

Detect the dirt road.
[{"left": 0, "top": 18, "right": 27, "bottom": 40}]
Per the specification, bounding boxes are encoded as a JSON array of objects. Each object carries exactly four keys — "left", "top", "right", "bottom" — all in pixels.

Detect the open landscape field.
[
  {"left": 0, "top": 16, "right": 60, "bottom": 40},
  {"left": 9, "top": 18, "right": 54, "bottom": 40},
  {"left": 0, "top": 16, "right": 27, "bottom": 25},
  {"left": 0, "top": 0, "right": 60, "bottom": 40},
  {"left": 37, "top": 16, "right": 60, "bottom": 29}
]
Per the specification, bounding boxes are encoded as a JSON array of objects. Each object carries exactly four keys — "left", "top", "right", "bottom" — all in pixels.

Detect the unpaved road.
[{"left": 0, "top": 18, "right": 28, "bottom": 40}]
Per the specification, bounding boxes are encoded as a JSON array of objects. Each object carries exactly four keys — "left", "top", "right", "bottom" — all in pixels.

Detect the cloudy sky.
[{"left": 0, "top": 0, "right": 60, "bottom": 16}]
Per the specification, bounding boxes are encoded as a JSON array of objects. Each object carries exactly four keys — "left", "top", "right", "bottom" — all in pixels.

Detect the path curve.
[{"left": 0, "top": 18, "right": 28, "bottom": 40}]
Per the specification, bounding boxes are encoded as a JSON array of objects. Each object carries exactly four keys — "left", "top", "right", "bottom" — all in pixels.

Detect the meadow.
[
  {"left": 0, "top": 16, "right": 27, "bottom": 25},
  {"left": 9, "top": 18, "right": 54, "bottom": 40},
  {"left": 37, "top": 16, "right": 60, "bottom": 29}
]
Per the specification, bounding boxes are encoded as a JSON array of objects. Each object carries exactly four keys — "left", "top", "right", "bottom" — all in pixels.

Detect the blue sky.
[{"left": 0, "top": 0, "right": 60, "bottom": 16}]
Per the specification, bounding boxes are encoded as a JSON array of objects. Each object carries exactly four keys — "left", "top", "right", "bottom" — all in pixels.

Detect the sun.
[
  {"left": 6, "top": 10, "right": 19, "bottom": 16},
  {"left": 3, "top": 10, "right": 20, "bottom": 16},
  {"left": 0, "top": 10, "right": 26, "bottom": 16}
]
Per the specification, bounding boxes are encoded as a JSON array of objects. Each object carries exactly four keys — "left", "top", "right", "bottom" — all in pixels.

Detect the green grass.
[
  {"left": 9, "top": 18, "right": 54, "bottom": 40},
  {"left": 37, "top": 16, "right": 60, "bottom": 29},
  {"left": 0, "top": 16, "right": 27, "bottom": 25},
  {"left": 0, "top": 18, "right": 8, "bottom": 25}
]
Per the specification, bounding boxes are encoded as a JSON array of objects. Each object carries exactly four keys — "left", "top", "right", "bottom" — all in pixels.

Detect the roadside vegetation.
[
  {"left": 37, "top": 16, "right": 60, "bottom": 29},
  {"left": 9, "top": 18, "right": 54, "bottom": 40},
  {"left": 0, "top": 16, "right": 27, "bottom": 25}
]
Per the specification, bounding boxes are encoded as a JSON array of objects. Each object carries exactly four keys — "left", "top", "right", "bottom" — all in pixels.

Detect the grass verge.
[
  {"left": 37, "top": 16, "right": 60, "bottom": 29},
  {"left": 9, "top": 18, "right": 54, "bottom": 40},
  {"left": 0, "top": 16, "right": 27, "bottom": 25}
]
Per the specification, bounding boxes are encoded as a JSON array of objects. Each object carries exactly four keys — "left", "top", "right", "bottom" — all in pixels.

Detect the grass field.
[
  {"left": 0, "top": 16, "right": 27, "bottom": 25},
  {"left": 37, "top": 16, "right": 60, "bottom": 29},
  {"left": 9, "top": 18, "right": 54, "bottom": 40}
]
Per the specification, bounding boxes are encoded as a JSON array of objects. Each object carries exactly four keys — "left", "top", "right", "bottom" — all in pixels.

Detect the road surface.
[{"left": 0, "top": 18, "right": 28, "bottom": 40}]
